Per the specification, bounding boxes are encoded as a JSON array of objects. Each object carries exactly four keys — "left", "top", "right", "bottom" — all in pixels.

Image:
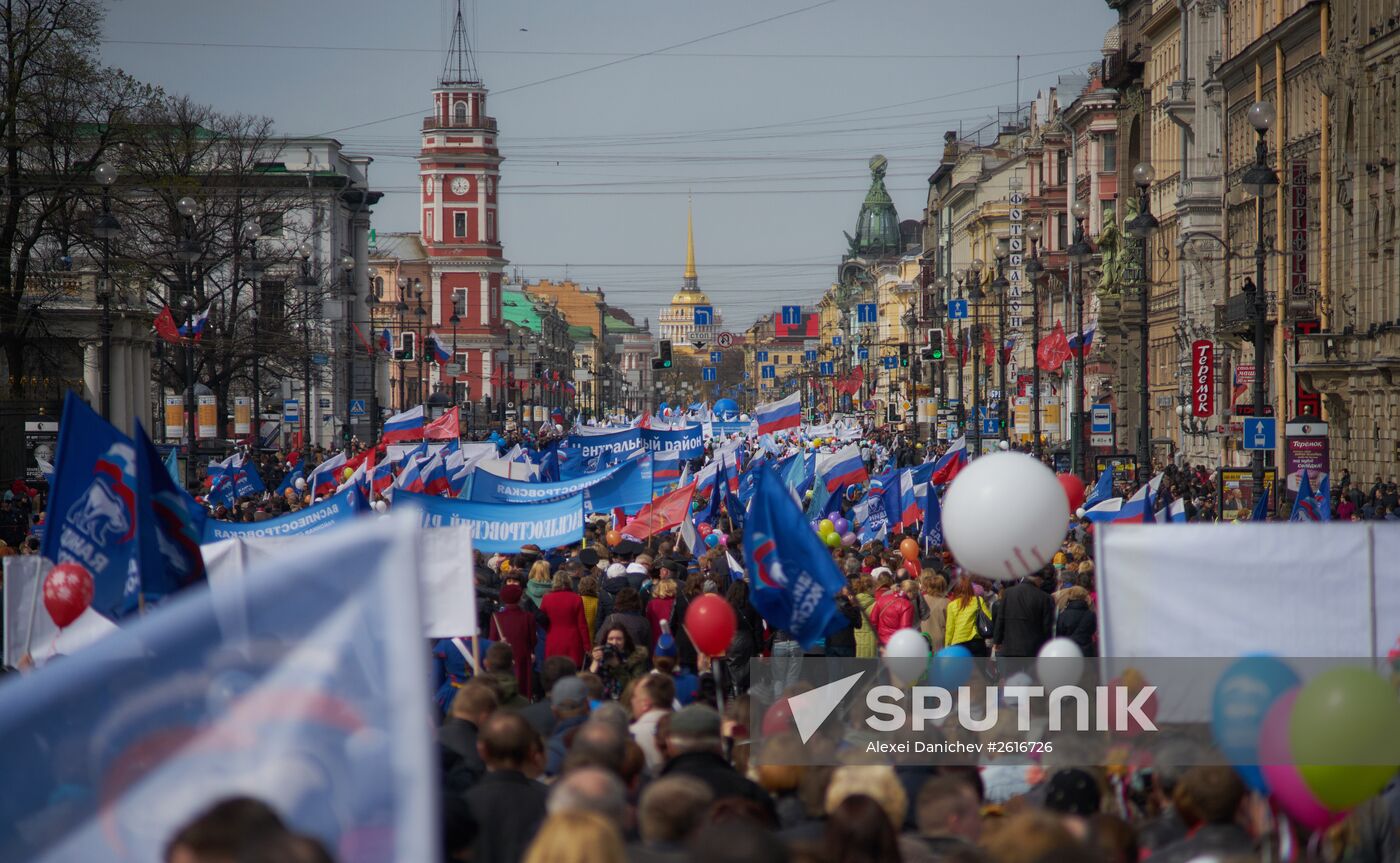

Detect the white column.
[{"left": 477, "top": 173, "right": 487, "bottom": 242}]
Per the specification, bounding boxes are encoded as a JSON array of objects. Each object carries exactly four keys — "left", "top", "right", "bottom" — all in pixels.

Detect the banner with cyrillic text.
[
  {"left": 641, "top": 424, "right": 703, "bottom": 459},
  {"left": 469, "top": 460, "right": 627, "bottom": 504},
  {"left": 398, "top": 489, "right": 585, "bottom": 553},
  {"left": 200, "top": 485, "right": 368, "bottom": 542}
]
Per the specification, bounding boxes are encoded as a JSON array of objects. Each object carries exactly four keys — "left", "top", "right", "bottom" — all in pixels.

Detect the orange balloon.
[
  {"left": 899, "top": 537, "right": 920, "bottom": 562},
  {"left": 605, "top": 529, "right": 623, "bottom": 546}
]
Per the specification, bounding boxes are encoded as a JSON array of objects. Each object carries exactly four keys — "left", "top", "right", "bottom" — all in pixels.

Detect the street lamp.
[
  {"left": 240, "top": 223, "right": 265, "bottom": 446},
  {"left": 298, "top": 241, "right": 315, "bottom": 464},
  {"left": 1024, "top": 219, "right": 1045, "bottom": 459},
  {"left": 992, "top": 237, "right": 1011, "bottom": 444},
  {"left": 1242, "top": 101, "right": 1279, "bottom": 506},
  {"left": 365, "top": 267, "right": 380, "bottom": 442},
  {"left": 395, "top": 276, "right": 409, "bottom": 411},
  {"left": 414, "top": 283, "right": 426, "bottom": 411},
  {"left": 967, "top": 257, "right": 986, "bottom": 456},
  {"left": 1126, "top": 162, "right": 1160, "bottom": 482},
  {"left": 339, "top": 254, "right": 355, "bottom": 446},
  {"left": 179, "top": 293, "right": 198, "bottom": 488},
  {"left": 1066, "top": 200, "right": 1094, "bottom": 477},
  {"left": 952, "top": 268, "right": 967, "bottom": 439},
  {"left": 902, "top": 301, "right": 918, "bottom": 439},
  {"left": 92, "top": 163, "right": 121, "bottom": 420}
]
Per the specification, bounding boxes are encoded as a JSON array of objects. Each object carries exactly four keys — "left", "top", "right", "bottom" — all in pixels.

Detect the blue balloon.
[
  {"left": 705, "top": 533, "right": 721, "bottom": 547},
  {"left": 1211, "top": 655, "right": 1301, "bottom": 793},
  {"left": 928, "top": 645, "right": 974, "bottom": 689}
]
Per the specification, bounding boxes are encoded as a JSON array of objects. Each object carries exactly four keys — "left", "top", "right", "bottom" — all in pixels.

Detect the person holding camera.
[{"left": 588, "top": 624, "right": 648, "bottom": 700}]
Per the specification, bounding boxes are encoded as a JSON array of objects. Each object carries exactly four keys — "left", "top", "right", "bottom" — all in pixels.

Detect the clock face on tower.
[{"left": 451, "top": 176, "right": 470, "bottom": 196}]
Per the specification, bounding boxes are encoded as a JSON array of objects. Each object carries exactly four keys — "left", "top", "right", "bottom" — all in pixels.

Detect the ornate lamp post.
[
  {"left": 365, "top": 270, "right": 380, "bottom": 442},
  {"left": 1126, "top": 161, "right": 1160, "bottom": 482},
  {"left": 414, "top": 284, "right": 427, "bottom": 412},
  {"left": 92, "top": 163, "right": 121, "bottom": 420},
  {"left": 1241, "top": 101, "right": 1279, "bottom": 505},
  {"left": 953, "top": 268, "right": 967, "bottom": 439},
  {"left": 967, "top": 257, "right": 986, "bottom": 456},
  {"left": 395, "top": 277, "right": 409, "bottom": 410},
  {"left": 241, "top": 223, "right": 266, "bottom": 445},
  {"left": 339, "top": 254, "right": 355, "bottom": 446},
  {"left": 297, "top": 240, "right": 315, "bottom": 463},
  {"left": 1066, "top": 201, "right": 1095, "bottom": 477},
  {"left": 1024, "top": 220, "right": 1045, "bottom": 459},
  {"left": 174, "top": 196, "right": 201, "bottom": 487},
  {"left": 992, "top": 237, "right": 1011, "bottom": 444}
]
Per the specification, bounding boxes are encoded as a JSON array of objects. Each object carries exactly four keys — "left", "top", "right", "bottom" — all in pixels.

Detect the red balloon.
[
  {"left": 1057, "top": 473, "right": 1087, "bottom": 514},
  {"left": 762, "top": 698, "right": 795, "bottom": 735},
  {"left": 899, "top": 537, "right": 920, "bottom": 563},
  {"left": 43, "top": 563, "right": 94, "bottom": 629},
  {"left": 684, "top": 594, "right": 737, "bottom": 657},
  {"left": 605, "top": 529, "right": 623, "bottom": 547},
  {"left": 697, "top": 522, "right": 713, "bottom": 537}
]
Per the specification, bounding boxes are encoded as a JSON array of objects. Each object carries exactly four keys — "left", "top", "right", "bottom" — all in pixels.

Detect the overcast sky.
[{"left": 100, "top": 0, "right": 1115, "bottom": 330}]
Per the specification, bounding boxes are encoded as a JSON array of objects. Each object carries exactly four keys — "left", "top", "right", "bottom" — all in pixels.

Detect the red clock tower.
[{"left": 419, "top": 1, "right": 505, "bottom": 407}]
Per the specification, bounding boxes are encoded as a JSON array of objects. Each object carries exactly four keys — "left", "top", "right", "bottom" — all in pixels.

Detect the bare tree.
[{"left": 0, "top": 0, "right": 158, "bottom": 397}]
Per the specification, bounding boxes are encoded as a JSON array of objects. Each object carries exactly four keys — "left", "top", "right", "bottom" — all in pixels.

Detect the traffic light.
[
  {"left": 652, "top": 339, "right": 674, "bottom": 370},
  {"left": 899, "top": 343, "right": 910, "bottom": 368},
  {"left": 924, "top": 328, "right": 945, "bottom": 362},
  {"left": 533, "top": 361, "right": 544, "bottom": 379},
  {"left": 396, "top": 332, "right": 415, "bottom": 361}
]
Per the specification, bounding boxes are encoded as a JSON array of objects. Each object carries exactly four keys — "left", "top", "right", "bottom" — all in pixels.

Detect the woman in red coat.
[
  {"left": 488, "top": 582, "right": 537, "bottom": 700},
  {"left": 538, "top": 571, "right": 591, "bottom": 667},
  {"left": 644, "top": 577, "right": 677, "bottom": 651}
]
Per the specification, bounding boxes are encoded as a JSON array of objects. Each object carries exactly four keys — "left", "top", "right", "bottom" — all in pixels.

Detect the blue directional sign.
[
  {"left": 782, "top": 305, "right": 803, "bottom": 325},
  {"left": 819, "top": 361, "right": 835, "bottom": 376},
  {"left": 1242, "top": 417, "right": 1276, "bottom": 451},
  {"left": 702, "top": 366, "right": 717, "bottom": 382},
  {"left": 694, "top": 306, "right": 714, "bottom": 326},
  {"left": 756, "top": 350, "right": 768, "bottom": 362},
  {"left": 882, "top": 356, "right": 897, "bottom": 370},
  {"left": 947, "top": 298, "right": 969, "bottom": 320},
  {"left": 857, "top": 346, "right": 869, "bottom": 360},
  {"left": 856, "top": 303, "right": 878, "bottom": 324},
  {"left": 805, "top": 349, "right": 818, "bottom": 362},
  {"left": 982, "top": 419, "right": 999, "bottom": 436},
  {"left": 348, "top": 399, "right": 367, "bottom": 417},
  {"left": 710, "top": 351, "right": 722, "bottom": 364},
  {"left": 282, "top": 399, "right": 299, "bottom": 422},
  {"left": 832, "top": 335, "right": 843, "bottom": 347},
  {"left": 762, "top": 365, "right": 776, "bottom": 379}
]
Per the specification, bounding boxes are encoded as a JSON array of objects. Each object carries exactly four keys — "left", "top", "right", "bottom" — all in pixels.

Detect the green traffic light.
[{"left": 931, "top": 349, "right": 943, "bottom": 360}]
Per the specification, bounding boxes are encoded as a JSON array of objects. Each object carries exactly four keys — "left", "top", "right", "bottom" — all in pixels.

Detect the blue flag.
[
  {"left": 725, "top": 486, "right": 747, "bottom": 529},
  {"left": 744, "top": 466, "right": 850, "bottom": 649},
  {"left": 1250, "top": 485, "right": 1271, "bottom": 522},
  {"left": 0, "top": 514, "right": 437, "bottom": 862},
  {"left": 1083, "top": 464, "right": 1115, "bottom": 510},
  {"left": 135, "top": 422, "right": 206, "bottom": 602},
  {"left": 276, "top": 465, "right": 304, "bottom": 496},
  {"left": 1289, "top": 469, "right": 1330, "bottom": 522},
  {"left": 40, "top": 392, "right": 146, "bottom": 619},
  {"left": 163, "top": 446, "right": 180, "bottom": 483},
  {"left": 922, "top": 484, "right": 944, "bottom": 547}
]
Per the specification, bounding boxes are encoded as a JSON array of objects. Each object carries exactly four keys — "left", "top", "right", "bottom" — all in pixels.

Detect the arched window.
[{"left": 453, "top": 101, "right": 468, "bottom": 124}]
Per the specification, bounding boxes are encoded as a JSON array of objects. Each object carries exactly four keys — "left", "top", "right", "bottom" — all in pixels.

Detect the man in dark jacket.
[
  {"left": 657, "top": 705, "right": 775, "bottom": 821},
  {"left": 823, "top": 587, "right": 863, "bottom": 658},
  {"left": 464, "top": 713, "right": 547, "bottom": 863},
  {"left": 1150, "top": 767, "right": 1253, "bottom": 863},
  {"left": 992, "top": 572, "right": 1054, "bottom": 662},
  {"left": 440, "top": 681, "right": 498, "bottom": 794}
]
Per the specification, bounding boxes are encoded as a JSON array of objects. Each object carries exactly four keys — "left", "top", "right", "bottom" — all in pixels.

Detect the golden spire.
[{"left": 684, "top": 200, "right": 697, "bottom": 282}]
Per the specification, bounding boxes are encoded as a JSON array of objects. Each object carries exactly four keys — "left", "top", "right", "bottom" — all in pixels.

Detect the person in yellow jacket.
[
  {"left": 944, "top": 576, "right": 990, "bottom": 657},
  {"left": 852, "top": 576, "right": 879, "bottom": 659}
]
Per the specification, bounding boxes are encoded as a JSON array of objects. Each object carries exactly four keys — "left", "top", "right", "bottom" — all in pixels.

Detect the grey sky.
[{"left": 100, "top": 0, "right": 1115, "bottom": 330}]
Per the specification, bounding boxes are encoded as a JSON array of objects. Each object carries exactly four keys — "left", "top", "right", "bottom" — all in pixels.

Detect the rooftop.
[{"left": 502, "top": 287, "right": 542, "bottom": 332}]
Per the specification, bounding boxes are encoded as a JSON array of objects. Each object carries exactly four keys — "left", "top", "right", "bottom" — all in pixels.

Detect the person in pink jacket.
[{"left": 868, "top": 568, "right": 914, "bottom": 648}]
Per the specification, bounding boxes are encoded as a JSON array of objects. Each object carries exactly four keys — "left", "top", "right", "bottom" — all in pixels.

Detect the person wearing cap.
[
  {"left": 601, "top": 562, "right": 631, "bottom": 608},
  {"left": 624, "top": 561, "right": 649, "bottom": 593},
  {"left": 543, "top": 677, "right": 591, "bottom": 777},
  {"left": 488, "top": 583, "right": 537, "bottom": 701},
  {"left": 658, "top": 705, "right": 775, "bottom": 820}
]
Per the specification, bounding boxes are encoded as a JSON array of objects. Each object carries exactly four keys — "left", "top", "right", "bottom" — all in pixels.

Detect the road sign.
[
  {"left": 857, "top": 346, "right": 869, "bottom": 360},
  {"left": 282, "top": 399, "right": 299, "bottom": 422},
  {"left": 756, "top": 350, "right": 768, "bottom": 362},
  {"left": 819, "top": 361, "right": 834, "bottom": 376},
  {"left": 805, "top": 349, "right": 818, "bottom": 362},
  {"left": 832, "top": 335, "right": 843, "bottom": 346},
  {"left": 702, "top": 367, "right": 717, "bottom": 382},
  {"left": 348, "top": 399, "right": 367, "bottom": 417},
  {"left": 715, "top": 331, "right": 734, "bottom": 348},
  {"left": 947, "top": 298, "right": 968, "bottom": 320},
  {"left": 710, "top": 351, "right": 722, "bottom": 363},
  {"left": 1242, "top": 417, "right": 1276, "bottom": 450},
  {"left": 311, "top": 354, "right": 329, "bottom": 366},
  {"left": 982, "top": 419, "right": 998, "bottom": 436},
  {"left": 1091, "top": 433, "right": 1113, "bottom": 447},
  {"left": 693, "top": 306, "right": 714, "bottom": 326},
  {"left": 1091, "top": 404, "right": 1113, "bottom": 435}
]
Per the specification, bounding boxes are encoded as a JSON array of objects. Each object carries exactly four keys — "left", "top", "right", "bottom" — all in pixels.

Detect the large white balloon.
[
  {"left": 941, "top": 452, "right": 1069, "bottom": 580},
  {"left": 1036, "top": 637, "right": 1085, "bottom": 690},
  {"left": 884, "top": 628, "right": 930, "bottom": 682}
]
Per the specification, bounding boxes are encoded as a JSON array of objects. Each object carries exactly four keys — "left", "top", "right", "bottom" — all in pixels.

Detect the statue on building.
[{"left": 1095, "top": 201, "right": 1135, "bottom": 296}]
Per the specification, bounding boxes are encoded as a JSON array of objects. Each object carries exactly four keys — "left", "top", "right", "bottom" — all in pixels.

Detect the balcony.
[
  {"left": 422, "top": 115, "right": 498, "bottom": 132},
  {"left": 1162, "top": 79, "right": 1196, "bottom": 130},
  {"left": 1217, "top": 290, "right": 1277, "bottom": 339}
]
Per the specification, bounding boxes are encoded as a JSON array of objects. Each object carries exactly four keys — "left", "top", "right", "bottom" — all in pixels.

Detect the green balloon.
[
  {"left": 824, "top": 530, "right": 842, "bottom": 548},
  {"left": 1289, "top": 666, "right": 1400, "bottom": 810}
]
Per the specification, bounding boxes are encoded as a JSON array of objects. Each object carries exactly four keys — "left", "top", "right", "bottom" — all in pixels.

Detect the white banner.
[{"left": 2, "top": 556, "right": 117, "bottom": 668}]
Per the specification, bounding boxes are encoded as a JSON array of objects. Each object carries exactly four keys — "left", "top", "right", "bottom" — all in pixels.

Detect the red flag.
[
  {"left": 982, "top": 326, "right": 995, "bottom": 368},
  {"left": 621, "top": 482, "right": 698, "bottom": 541},
  {"left": 424, "top": 406, "right": 459, "bottom": 441},
  {"left": 154, "top": 306, "right": 182, "bottom": 344},
  {"left": 1036, "top": 321, "right": 1073, "bottom": 372},
  {"left": 350, "top": 321, "right": 375, "bottom": 355},
  {"left": 836, "top": 365, "right": 864, "bottom": 396}
]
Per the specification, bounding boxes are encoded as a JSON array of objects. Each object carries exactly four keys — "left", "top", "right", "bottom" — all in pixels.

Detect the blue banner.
[
  {"left": 641, "top": 424, "right": 703, "bottom": 459},
  {"left": 469, "top": 459, "right": 627, "bottom": 504},
  {"left": 706, "top": 420, "right": 755, "bottom": 438},
  {"left": 398, "top": 490, "right": 584, "bottom": 553},
  {"left": 565, "top": 427, "right": 643, "bottom": 462},
  {"left": 583, "top": 455, "right": 654, "bottom": 515},
  {"left": 200, "top": 484, "right": 368, "bottom": 542}
]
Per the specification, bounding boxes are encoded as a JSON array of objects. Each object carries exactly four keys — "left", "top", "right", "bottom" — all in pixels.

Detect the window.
[
  {"left": 453, "top": 101, "right": 468, "bottom": 124},
  {"left": 454, "top": 212, "right": 467, "bottom": 238},
  {"left": 487, "top": 211, "right": 496, "bottom": 242},
  {"left": 1056, "top": 151, "right": 1069, "bottom": 185},
  {"left": 1101, "top": 133, "right": 1117, "bottom": 172},
  {"left": 258, "top": 280, "right": 286, "bottom": 332},
  {"left": 258, "top": 212, "right": 285, "bottom": 238},
  {"left": 1057, "top": 214, "right": 1069, "bottom": 249}
]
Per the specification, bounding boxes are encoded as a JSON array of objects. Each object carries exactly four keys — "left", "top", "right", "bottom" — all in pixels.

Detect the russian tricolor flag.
[
  {"left": 1068, "top": 326, "right": 1095, "bottom": 357},
  {"left": 179, "top": 308, "right": 209, "bottom": 341},
  {"left": 419, "top": 452, "right": 451, "bottom": 496},
  {"left": 307, "top": 451, "right": 347, "bottom": 499},
  {"left": 820, "top": 443, "right": 868, "bottom": 493},
  {"left": 378, "top": 328, "right": 393, "bottom": 355},
  {"left": 369, "top": 456, "right": 396, "bottom": 496},
  {"left": 381, "top": 405, "right": 425, "bottom": 444},
  {"left": 929, "top": 437, "right": 967, "bottom": 486},
  {"left": 427, "top": 333, "right": 452, "bottom": 364},
  {"left": 755, "top": 392, "right": 802, "bottom": 436},
  {"left": 653, "top": 450, "right": 681, "bottom": 483}
]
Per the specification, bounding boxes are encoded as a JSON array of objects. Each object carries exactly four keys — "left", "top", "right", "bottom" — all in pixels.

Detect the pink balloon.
[{"left": 1258, "top": 689, "right": 1346, "bottom": 832}]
